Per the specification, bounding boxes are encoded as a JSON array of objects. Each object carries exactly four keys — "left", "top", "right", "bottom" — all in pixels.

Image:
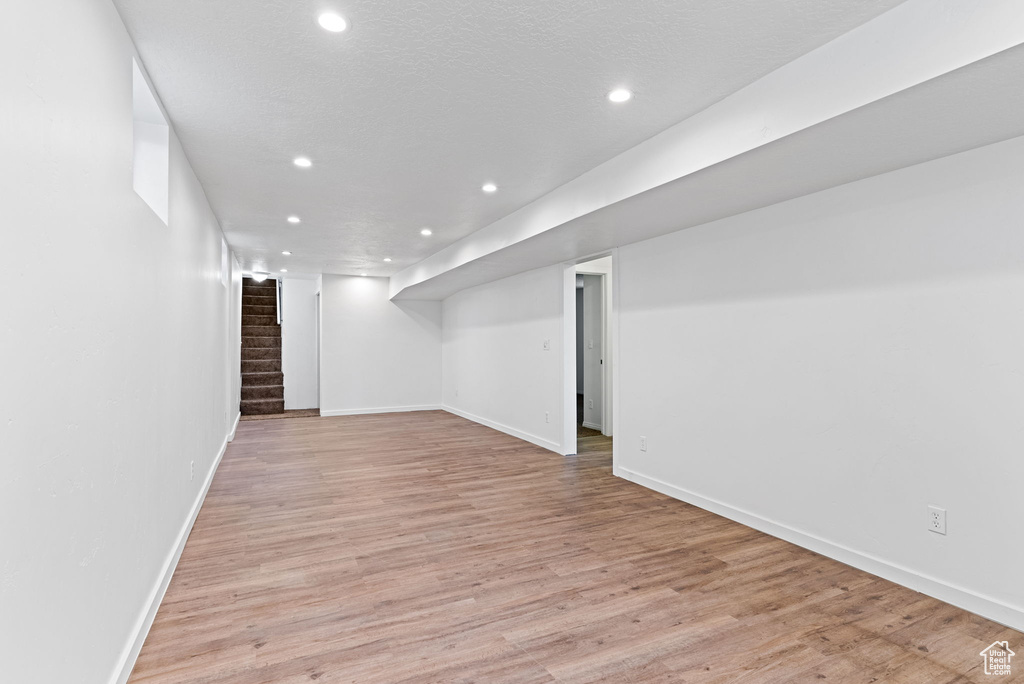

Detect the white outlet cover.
[{"left": 928, "top": 505, "right": 946, "bottom": 535}]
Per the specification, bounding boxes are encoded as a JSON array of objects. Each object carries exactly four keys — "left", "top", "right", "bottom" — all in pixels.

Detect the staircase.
[{"left": 241, "top": 278, "right": 285, "bottom": 415}]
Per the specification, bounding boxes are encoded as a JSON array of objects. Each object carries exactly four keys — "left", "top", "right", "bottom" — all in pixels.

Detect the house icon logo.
[{"left": 980, "top": 641, "right": 1015, "bottom": 676}]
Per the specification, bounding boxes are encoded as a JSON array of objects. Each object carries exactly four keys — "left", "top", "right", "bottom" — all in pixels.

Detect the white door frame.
[
  {"left": 315, "top": 288, "right": 322, "bottom": 411},
  {"left": 562, "top": 249, "right": 618, "bottom": 456}
]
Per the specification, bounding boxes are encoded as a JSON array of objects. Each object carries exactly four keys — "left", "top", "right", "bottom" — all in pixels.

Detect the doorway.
[
  {"left": 577, "top": 273, "right": 604, "bottom": 435},
  {"left": 567, "top": 254, "right": 614, "bottom": 456},
  {"left": 240, "top": 276, "right": 321, "bottom": 422}
]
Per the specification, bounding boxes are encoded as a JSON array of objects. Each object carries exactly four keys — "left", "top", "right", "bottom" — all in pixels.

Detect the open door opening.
[
  {"left": 568, "top": 254, "right": 614, "bottom": 457},
  {"left": 241, "top": 275, "right": 321, "bottom": 421},
  {"left": 578, "top": 273, "right": 604, "bottom": 433}
]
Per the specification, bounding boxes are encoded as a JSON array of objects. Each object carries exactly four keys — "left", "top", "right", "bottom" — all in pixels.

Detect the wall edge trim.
[
  {"left": 614, "top": 465, "right": 1024, "bottom": 633},
  {"left": 228, "top": 411, "right": 240, "bottom": 442}
]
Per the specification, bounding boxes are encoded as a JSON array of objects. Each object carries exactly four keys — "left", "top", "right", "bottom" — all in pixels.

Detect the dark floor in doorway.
[{"left": 577, "top": 393, "right": 603, "bottom": 439}]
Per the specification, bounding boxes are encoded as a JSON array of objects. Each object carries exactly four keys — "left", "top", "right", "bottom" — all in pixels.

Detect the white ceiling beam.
[{"left": 390, "top": 0, "right": 1024, "bottom": 299}]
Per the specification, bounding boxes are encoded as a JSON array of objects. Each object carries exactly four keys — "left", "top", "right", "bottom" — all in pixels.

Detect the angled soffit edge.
[{"left": 390, "top": 0, "right": 1024, "bottom": 300}]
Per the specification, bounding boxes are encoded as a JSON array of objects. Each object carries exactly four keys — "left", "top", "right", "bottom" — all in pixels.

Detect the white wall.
[
  {"left": 442, "top": 265, "right": 566, "bottom": 452},
  {"left": 319, "top": 275, "right": 441, "bottom": 415},
  {"left": 0, "top": 1, "right": 242, "bottom": 682},
  {"left": 615, "top": 135, "right": 1024, "bottom": 631},
  {"left": 281, "top": 278, "right": 319, "bottom": 409}
]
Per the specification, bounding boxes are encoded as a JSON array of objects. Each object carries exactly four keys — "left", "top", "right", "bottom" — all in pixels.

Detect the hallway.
[{"left": 130, "top": 413, "right": 1019, "bottom": 683}]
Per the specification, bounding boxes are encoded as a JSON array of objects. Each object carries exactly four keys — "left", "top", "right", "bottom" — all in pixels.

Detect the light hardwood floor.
[{"left": 130, "top": 411, "right": 1022, "bottom": 683}]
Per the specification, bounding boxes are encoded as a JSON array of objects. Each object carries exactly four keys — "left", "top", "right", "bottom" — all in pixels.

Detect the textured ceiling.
[{"left": 112, "top": 0, "right": 904, "bottom": 277}]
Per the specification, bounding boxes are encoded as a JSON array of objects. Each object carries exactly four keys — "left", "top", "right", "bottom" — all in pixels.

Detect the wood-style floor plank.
[{"left": 130, "top": 411, "right": 1022, "bottom": 683}]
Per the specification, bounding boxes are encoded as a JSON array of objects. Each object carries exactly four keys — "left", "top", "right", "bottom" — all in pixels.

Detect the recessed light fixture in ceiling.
[
  {"left": 383, "top": 258, "right": 392, "bottom": 262},
  {"left": 608, "top": 88, "right": 633, "bottom": 103},
  {"left": 482, "top": 183, "right": 498, "bottom": 193},
  {"left": 318, "top": 12, "right": 348, "bottom": 33},
  {"left": 293, "top": 157, "right": 312, "bottom": 168},
  {"left": 280, "top": 269, "right": 288, "bottom": 273},
  {"left": 420, "top": 228, "right": 432, "bottom": 236},
  {"left": 282, "top": 251, "right": 292, "bottom": 255},
  {"left": 287, "top": 216, "right": 301, "bottom": 224},
  {"left": 360, "top": 273, "right": 368, "bottom": 277}
]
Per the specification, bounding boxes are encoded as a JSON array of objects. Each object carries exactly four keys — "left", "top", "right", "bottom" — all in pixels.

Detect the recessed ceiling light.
[
  {"left": 482, "top": 183, "right": 498, "bottom": 193},
  {"left": 420, "top": 228, "right": 432, "bottom": 236},
  {"left": 360, "top": 273, "right": 368, "bottom": 277},
  {"left": 608, "top": 88, "right": 632, "bottom": 103},
  {"left": 280, "top": 269, "right": 288, "bottom": 273},
  {"left": 293, "top": 157, "right": 312, "bottom": 168},
  {"left": 282, "top": 251, "right": 292, "bottom": 255},
  {"left": 287, "top": 216, "right": 301, "bottom": 224},
  {"left": 383, "top": 257, "right": 392, "bottom": 262},
  {"left": 318, "top": 12, "right": 348, "bottom": 33}
]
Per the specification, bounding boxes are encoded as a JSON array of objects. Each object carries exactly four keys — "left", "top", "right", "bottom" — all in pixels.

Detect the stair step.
[
  {"left": 242, "top": 336, "right": 281, "bottom": 349},
  {"left": 241, "top": 347, "right": 281, "bottom": 361},
  {"left": 242, "top": 359, "right": 281, "bottom": 373},
  {"left": 244, "top": 305, "right": 277, "bottom": 317},
  {"left": 241, "top": 398, "right": 285, "bottom": 415},
  {"left": 238, "top": 278, "right": 282, "bottom": 378},
  {"left": 242, "top": 314, "right": 277, "bottom": 327},
  {"left": 242, "top": 325, "right": 281, "bottom": 338},
  {"left": 242, "top": 371, "right": 284, "bottom": 386},
  {"left": 242, "top": 384, "right": 284, "bottom": 401}
]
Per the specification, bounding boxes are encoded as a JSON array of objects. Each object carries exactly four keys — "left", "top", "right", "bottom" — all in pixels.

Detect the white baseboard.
[
  {"left": 228, "top": 411, "right": 240, "bottom": 442},
  {"left": 443, "top": 405, "right": 562, "bottom": 454},
  {"left": 320, "top": 404, "right": 442, "bottom": 417},
  {"left": 614, "top": 466, "right": 1024, "bottom": 633},
  {"left": 582, "top": 420, "right": 603, "bottom": 431},
  {"left": 110, "top": 428, "right": 232, "bottom": 684}
]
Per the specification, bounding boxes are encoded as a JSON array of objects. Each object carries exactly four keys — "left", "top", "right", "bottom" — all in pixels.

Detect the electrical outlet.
[
  {"left": 588, "top": 399, "right": 594, "bottom": 409},
  {"left": 545, "top": 411, "right": 550, "bottom": 423},
  {"left": 587, "top": 340, "right": 594, "bottom": 349},
  {"left": 928, "top": 505, "right": 946, "bottom": 535},
  {"left": 542, "top": 339, "right": 551, "bottom": 351},
  {"left": 190, "top": 460, "right": 195, "bottom": 481},
  {"left": 640, "top": 436, "right": 647, "bottom": 452},
  {"left": 454, "top": 387, "right": 459, "bottom": 397}
]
